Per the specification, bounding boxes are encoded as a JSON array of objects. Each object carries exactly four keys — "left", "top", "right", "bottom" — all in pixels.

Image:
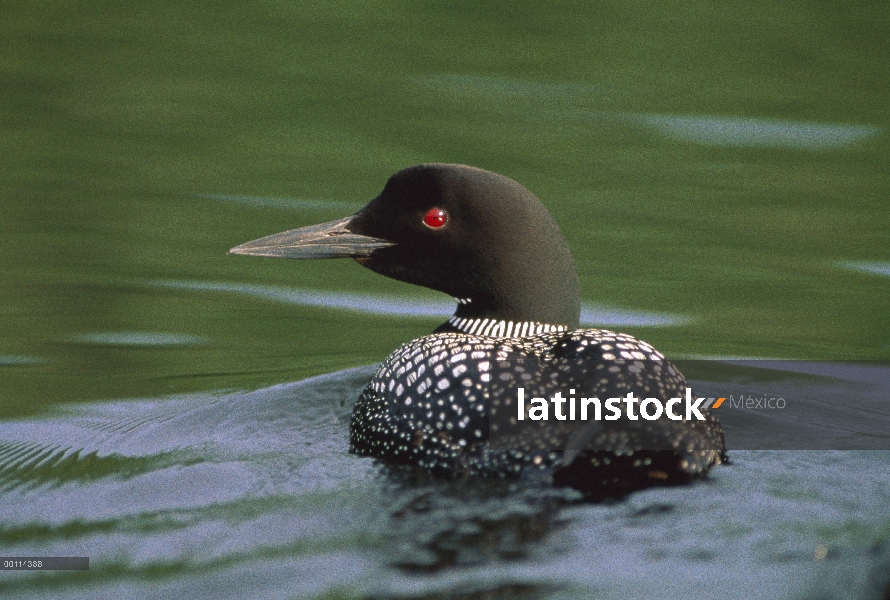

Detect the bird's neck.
[
  {"left": 433, "top": 263, "right": 580, "bottom": 336},
  {"left": 436, "top": 312, "right": 569, "bottom": 337}
]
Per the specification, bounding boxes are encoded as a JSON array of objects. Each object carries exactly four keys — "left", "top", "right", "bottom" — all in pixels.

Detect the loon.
[{"left": 230, "top": 164, "right": 725, "bottom": 496}]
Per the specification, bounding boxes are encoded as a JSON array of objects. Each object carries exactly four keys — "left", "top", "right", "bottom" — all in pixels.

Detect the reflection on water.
[
  {"left": 579, "top": 305, "right": 686, "bottom": 327},
  {"left": 422, "top": 74, "right": 882, "bottom": 149},
  {"left": 0, "top": 355, "right": 46, "bottom": 366},
  {"left": 196, "top": 194, "right": 362, "bottom": 212},
  {"left": 379, "top": 475, "right": 572, "bottom": 574},
  {"left": 838, "top": 261, "right": 890, "bottom": 278},
  {"left": 70, "top": 332, "right": 207, "bottom": 347},
  {"left": 684, "top": 360, "right": 890, "bottom": 450},
  {"left": 0, "top": 365, "right": 888, "bottom": 598},
  {"left": 146, "top": 279, "right": 688, "bottom": 326},
  {"left": 634, "top": 114, "right": 880, "bottom": 149}
]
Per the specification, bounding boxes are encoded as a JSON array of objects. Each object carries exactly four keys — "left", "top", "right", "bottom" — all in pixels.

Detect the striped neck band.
[{"left": 447, "top": 316, "right": 567, "bottom": 338}]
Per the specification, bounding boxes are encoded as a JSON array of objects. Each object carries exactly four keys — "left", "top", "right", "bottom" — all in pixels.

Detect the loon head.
[{"left": 230, "top": 164, "right": 581, "bottom": 329}]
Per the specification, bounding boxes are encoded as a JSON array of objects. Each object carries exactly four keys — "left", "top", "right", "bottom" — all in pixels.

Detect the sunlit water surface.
[{"left": 1, "top": 364, "right": 888, "bottom": 599}]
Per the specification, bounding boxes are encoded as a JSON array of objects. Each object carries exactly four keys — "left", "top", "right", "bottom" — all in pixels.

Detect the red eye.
[{"left": 423, "top": 208, "right": 448, "bottom": 228}]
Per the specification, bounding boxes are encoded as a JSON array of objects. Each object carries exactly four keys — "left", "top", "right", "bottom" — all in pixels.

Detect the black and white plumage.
[{"left": 231, "top": 164, "right": 725, "bottom": 496}]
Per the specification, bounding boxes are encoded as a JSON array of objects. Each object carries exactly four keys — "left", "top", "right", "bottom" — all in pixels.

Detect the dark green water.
[{"left": 1, "top": 2, "right": 889, "bottom": 598}]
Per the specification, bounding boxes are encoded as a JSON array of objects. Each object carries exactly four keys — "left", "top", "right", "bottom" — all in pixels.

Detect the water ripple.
[
  {"left": 635, "top": 114, "right": 880, "bottom": 149},
  {"left": 0, "top": 355, "right": 46, "bottom": 366},
  {"left": 145, "top": 279, "right": 688, "bottom": 327},
  {"left": 837, "top": 261, "right": 890, "bottom": 278},
  {"left": 196, "top": 194, "right": 360, "bottom": 212},
  {"left": 421, "top": 74, "right": 881, "bottom": 149},
  {"left": 70, "top": 332, "right": 207, "bottom": 347}
]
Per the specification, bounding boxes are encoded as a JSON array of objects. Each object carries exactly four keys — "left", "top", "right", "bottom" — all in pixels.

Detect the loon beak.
[{"left": 229, "top": 215, "right": 395, "bottom": 259}]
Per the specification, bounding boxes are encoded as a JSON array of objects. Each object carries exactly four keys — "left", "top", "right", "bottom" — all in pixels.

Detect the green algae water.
[{"left": 1, "top": 1, "right": 888, "bottom": 598}]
